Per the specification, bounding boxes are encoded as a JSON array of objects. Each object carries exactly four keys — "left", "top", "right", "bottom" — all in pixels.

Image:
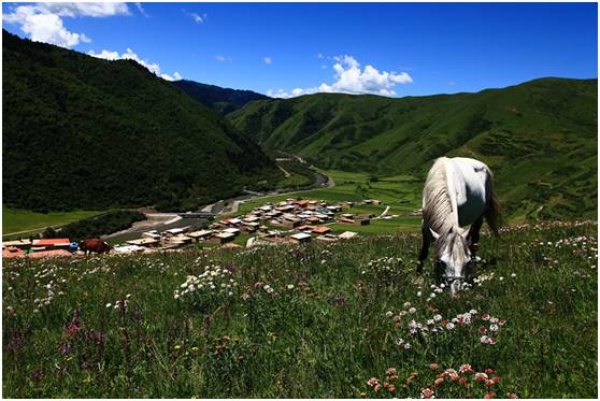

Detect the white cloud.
[
  {"left": 215, "top": 55, "right": 233, "bottom": 62},
  {"left": 186, "top": 12, "right": 207, "bottom": 24},
  {"left": 264, "top": 56, "right": 272, "bottom": 65},
  {"left": 88, "top": 48, "right": 182, "bottom": 81},
  {"left": 2, "top": 2, "right": 130, "bottom": 48},
  {"left": 268, "top": 55, "right": 413, "bottom": 98}
]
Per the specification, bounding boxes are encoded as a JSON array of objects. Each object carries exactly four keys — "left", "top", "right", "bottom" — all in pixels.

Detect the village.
[{"left": 2, "top": 198, "right": 401, "bottom": 258}]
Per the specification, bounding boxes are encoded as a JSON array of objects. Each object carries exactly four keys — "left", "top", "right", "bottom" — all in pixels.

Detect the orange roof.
[
  {"left": 28, "top": 249, "right": 72, "bottom": 258},
  {"left": 3, "top": 247, "right": 25, "bottom": 258},
  {"left": 32, "top": 238, "right": 71, "bottom": 246},
  {"left": 311, "top": 226, "right": 332, "bottom": 234}
]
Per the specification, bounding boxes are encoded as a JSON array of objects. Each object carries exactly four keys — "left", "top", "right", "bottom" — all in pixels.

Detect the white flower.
[
  {"left": 106, "top": 303, "right": 112, "bottom": 308},
  {"left": 489, "top": 324, "right": 499, "bottom": 332},
  {"left": 445, "top": 322, "right": 455, "bottom": 330},
  {"left": 408, "top": 307, "right": 417, "bottom": 314},
  {"left": 287, "top": 284, "right": 295, "bottom": 290}
]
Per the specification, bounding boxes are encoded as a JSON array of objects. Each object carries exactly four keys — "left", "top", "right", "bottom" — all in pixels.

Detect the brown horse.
[{"left": 79, "top": 239, "right": 112, "bottom": 255}]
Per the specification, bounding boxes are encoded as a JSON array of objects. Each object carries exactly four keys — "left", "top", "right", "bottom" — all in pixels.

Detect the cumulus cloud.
[
  {"left": 2, "top": 2, "right": 130, "bottom": 48},
  {"left": 88, "top": 48, "right": 182, "bottom": 81},
  {"left": 268, "top": 55, "right": 413, "bottom": 98}
]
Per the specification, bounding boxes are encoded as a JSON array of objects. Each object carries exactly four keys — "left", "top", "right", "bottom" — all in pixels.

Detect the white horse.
[{"left": 418, "top": 157, "right": 501, "bottom": 296}]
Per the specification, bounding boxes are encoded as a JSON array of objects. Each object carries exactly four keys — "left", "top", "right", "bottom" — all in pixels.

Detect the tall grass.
[{"left": 2, "top": 220, "right": 597, "bottom": 398}]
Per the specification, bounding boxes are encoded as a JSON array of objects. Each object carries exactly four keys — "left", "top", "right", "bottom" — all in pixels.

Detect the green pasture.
[{"left": 2, "top": 207, "right": 104, "bottom": 239}]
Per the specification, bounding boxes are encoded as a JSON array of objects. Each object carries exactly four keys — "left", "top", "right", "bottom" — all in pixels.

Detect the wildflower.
[
  {"left": 105, "top": 303, "right": 112, "bottom": 308},
  {"left": 481, "top": 313, "right": 491, "bottom": 321},
  {"left": 489, "top": 324, "right": 499, "bottom": 332},
  {"left": 421, "top": 387, "right": 435, "bottom": 398},
  {"left": 360, "top": 392, "right": 367, "bottom": 397},
  {"left": 388, "top": 384, "right": 396, "bottom": 393},
  {"left": 474, "top": 372, "right": 488, "bottom": 382},
  {"left": 367, "top": 377, "right": 379, "bottom": 387},
  {"left": 374, "top": 384, "right": 382, "bottom": 392},
  {"left": 445, "top": 322, "right": 455, "bottom": 330},
  {"left": 429, "top": 363, "right": 440, "bottom": 370},
  {"left": 408, "top": 307, "right": 417, "bottom": 314},
  {"left": 433, "top": 314, "right": 442, "bottom": 322},
  {"left": 434, "top": 377, "right": 444, "bottom": 386},
  {"left": 459, "top": 364, "right": 474, "bottom": 374},
  {"left": 479, "top": 326, "right": 488, "bottom": 335},
  {"left": 484, "top": 392, "right": 495, "bottom": 399},
  {"left": 287, "top": 284, "right": 295, "bottom": 290}
]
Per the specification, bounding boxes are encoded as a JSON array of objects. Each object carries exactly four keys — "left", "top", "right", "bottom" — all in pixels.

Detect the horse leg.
[
  {"left": 417, "top": 225, "right": 430, "bottom": 274},
  {"left": 468, "top": 216, "right": 484, "bottom": 257}
]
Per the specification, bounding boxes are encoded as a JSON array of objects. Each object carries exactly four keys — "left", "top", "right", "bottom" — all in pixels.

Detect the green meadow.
[
  {"left": 2, "top": 207, "right": 103, "bottom": 239},
  {"left": 3, "top": 220, "right": 596, "bottom": 398}
]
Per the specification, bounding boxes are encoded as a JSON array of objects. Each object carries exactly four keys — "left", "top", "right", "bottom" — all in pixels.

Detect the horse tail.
[{"left": 485, "top": 170, "right": 502, "bottom": 236}]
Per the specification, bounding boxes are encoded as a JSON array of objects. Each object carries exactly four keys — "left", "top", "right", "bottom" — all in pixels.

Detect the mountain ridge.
[
  {"left": 2, "top": 30, "right": 282, "bottom": 213},
  {"left": 227, "top": 77, "right": 597, "bottom": 219}
]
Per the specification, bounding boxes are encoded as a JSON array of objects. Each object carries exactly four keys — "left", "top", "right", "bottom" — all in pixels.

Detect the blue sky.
[{"left": 2, "top": 2, "right": 598, "bottom": 98}]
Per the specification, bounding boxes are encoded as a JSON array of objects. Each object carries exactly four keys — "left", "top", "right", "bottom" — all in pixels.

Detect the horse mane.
[{"left": 422, "top": 157, "right": 458, "bottom": 235}]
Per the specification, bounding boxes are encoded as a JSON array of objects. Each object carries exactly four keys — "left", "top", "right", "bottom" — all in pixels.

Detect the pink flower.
[
  {"left": 482, "top": 313, "right": 491, "bottom": 321},
  {"left": 388, "top": 384, "right": 396, "bottom": 393},
  {"left": 474, "top": 372, "right": 488, "bottom": 382},
  {"left": 484, "top": 392, "right": 495, "bottom": 399},
  {"left": 485, "top": 368, "right": 496, "bottom": 374},
  {"left": 459, "top": 364, "right": 474, "bottom": 374},
  {"left": 367, "top": 377, "right": 378, "bottom": 387},
  {"left": 374, "top": 384, "right": 382, "bottom": 392},
  {"left": 429, "top": 363, "right": 440, "bottom": 370},
  {"left": 479, "top": 326, "right": 488, "bottom": 334},
  {"left": 421, "top": 388, "right": 434, "bottom": 398}
]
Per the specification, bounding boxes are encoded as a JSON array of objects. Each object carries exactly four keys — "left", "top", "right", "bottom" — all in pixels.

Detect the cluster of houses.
[
  {"left": 2, "top": 237, "right": 77, "bottom": 259},
  {"left": 115, "top": 198, "right": 372, "bottom": 254},
  {"left": 3, "top": 198, "right": 385, "bottom": 258}
]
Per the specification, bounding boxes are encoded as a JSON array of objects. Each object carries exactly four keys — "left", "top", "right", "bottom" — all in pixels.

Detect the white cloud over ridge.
[
  {"left": 88, "top": 49, "right": 182, "bottom": 81},
  {"left": 268, "top": 55, "right": 413, "bottom": 98},
  {"left": 3, "top": 2, "right": 130, "bottom": 48}
]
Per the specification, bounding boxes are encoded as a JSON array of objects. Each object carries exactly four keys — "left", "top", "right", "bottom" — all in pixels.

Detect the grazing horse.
[
  {"left": 418, "top": 157, "right": 501, "bottom": 296},
  {"left": 79, "top": 238, "right": 112, "bottom": 255}
]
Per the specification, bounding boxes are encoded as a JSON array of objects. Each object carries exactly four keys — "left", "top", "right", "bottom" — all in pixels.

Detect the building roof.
[
  {"left": 27, "top": 249, "right": 72, "bottom": 258},
  {"left": 2, "top": 239, "right": 32, "bottom": 247},
  {"left": 32, "top": 238, "right": 71, "bottom": 246},
  {"left": 3, "top": 247, "right": 26, "bottom": 258}
]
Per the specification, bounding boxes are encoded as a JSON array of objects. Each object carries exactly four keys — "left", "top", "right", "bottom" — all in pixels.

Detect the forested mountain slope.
[{"left": 3, "top": 30, "right": 282, "bottom": 212}]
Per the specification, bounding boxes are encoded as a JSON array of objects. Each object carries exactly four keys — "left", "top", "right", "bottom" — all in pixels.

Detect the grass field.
[
  {"left": 2, "top": 207, "right": 104, "bottom": 239},
  {"left": 3, "top": 220, "right": 596, "bottom": 398}
]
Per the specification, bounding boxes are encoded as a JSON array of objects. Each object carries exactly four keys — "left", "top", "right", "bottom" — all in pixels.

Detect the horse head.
[{"left": 430, "top": 227, "right": 473, "bottom": 296}]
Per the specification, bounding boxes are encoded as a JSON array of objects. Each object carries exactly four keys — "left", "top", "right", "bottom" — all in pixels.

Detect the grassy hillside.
[
  {"left": 2, "top": 30, "right": 282, "bottom": 213},
  {"left": 3, "top": 220, "right": 596, "bottom": 398},
  {"left": 229, "top": 78, "right": 597, "bottom": 220}
]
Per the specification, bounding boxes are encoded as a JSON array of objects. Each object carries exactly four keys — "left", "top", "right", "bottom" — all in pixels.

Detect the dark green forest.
[
  {"left": 2, "top": 30, "right": 283, "bottom": 213},
  {"left": 172, "top": 80, "right": 270, "bottom": 115}
]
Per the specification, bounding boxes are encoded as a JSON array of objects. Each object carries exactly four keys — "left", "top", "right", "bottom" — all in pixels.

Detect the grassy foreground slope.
[
  {"left": 3, "top": 220, "right": 596, "bottom": 398},
  {"left": 229, "top": 78, "right": 597, "bottom": 220}
]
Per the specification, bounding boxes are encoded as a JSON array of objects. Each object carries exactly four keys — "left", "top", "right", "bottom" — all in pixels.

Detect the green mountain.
[
  {"left": 229, "top": 78, "right": 598, "bottom": 219},
  {"left": 171, "top": 80, "right": 270, "bottom": 115},
  {"left": 2, "top": 30, "right": 282, "bottom": 213}
]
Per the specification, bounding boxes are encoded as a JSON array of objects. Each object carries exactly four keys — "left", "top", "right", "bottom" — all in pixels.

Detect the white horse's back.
[{"left": 418, "top": 156, "right": 501, "bottom": 295}]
